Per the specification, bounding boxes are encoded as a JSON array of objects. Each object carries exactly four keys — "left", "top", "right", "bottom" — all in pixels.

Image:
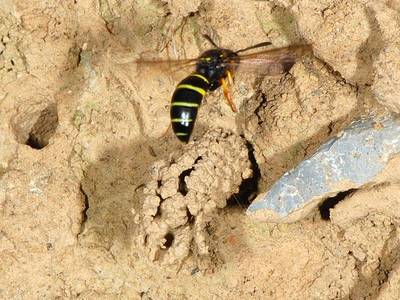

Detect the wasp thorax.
[{"left": 195, "top": 48, "right": 239, "bottom": 90}]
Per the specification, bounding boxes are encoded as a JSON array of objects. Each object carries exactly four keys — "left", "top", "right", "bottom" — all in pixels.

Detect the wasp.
[{"left": 136, "top": 35, "right": 311, "bottom": 143}]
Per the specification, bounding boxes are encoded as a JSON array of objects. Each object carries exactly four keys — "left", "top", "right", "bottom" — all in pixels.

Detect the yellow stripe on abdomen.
[
  {"left": 175, "top": 132, "right": 188, "bottom": 136},
  {"left": 171, "top": 102, "right": 200, "bottom": 108},
  {"left": 176, "top": 84, "right": 206, "bottom": 96},
  {"left": 171, "top": 118, "right": 193, "bottom": 122},
  {"left": 190, "top": 73, "right": 209, "bottom": 84}
]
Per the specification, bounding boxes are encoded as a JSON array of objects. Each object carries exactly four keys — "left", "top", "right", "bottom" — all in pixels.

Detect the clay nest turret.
[{"left": 135, "top": 129, "right": 253, "bottom": 265}]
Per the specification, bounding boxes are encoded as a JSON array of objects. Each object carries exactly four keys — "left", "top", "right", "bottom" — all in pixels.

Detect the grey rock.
[{"left": 247, "top": 115, "right": 400, "bottom": 223}]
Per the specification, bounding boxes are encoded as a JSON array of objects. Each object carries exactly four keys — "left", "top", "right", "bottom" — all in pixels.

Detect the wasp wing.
[
  {"left": 112, "top": 50, "right": 199, "bottom": 80},
  {"left": 231, "top": 44, "right": 312, "bottom": 75}
]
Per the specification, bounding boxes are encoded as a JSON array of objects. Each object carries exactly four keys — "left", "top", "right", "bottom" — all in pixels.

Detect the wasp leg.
[
  {"left": 227, "top": 70, "right": 234, "bottom": 86},
  {"left": 221, "top": 76, "right": 237, "bottom": 113}
]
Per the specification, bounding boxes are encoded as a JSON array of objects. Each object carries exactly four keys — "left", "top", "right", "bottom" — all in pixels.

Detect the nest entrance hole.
[
  {"left": 227, "top": 140, "right": 261, "bottom": 209},
  {"left": 163, "top": 232, "right": 175, "bottom": 249},
  {"left": 177, "top": 156, "right": 202, "bottom": 196},
  {"left": 12, "top": 103, "right": 59, "bottom": 150}
]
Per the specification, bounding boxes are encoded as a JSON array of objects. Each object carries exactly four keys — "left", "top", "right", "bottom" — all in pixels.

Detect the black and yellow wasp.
[{"left": 136, "top": 35, "right": 311, "bottom": 143}]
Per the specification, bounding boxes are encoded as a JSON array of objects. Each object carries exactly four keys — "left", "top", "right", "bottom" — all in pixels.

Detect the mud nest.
[{"left": 135, "top": 129, "right": 252, "bottom": 265}]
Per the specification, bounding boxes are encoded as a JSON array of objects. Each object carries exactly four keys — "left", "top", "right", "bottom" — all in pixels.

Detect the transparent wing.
[
  {"left": 231, "top": 44, "right": 312, "bottom": 75},
  {"left": 238, "top": 44, "right": 312, "bottom": 59},
  {"left": 111, "top": 50, "right": 199, "bottom": 81}
]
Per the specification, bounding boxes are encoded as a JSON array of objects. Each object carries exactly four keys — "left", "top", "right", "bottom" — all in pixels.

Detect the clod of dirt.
[
  {"left": 244, "top": 56, "right": 361, "bottom": 188},
  {"left": 370, "top": 2, "right": 400, "bottom": 113},
  {"left": 373, "top": 44, "right": 400, "bottom": 113},
  {"left": 329, "top": 183, "right": 400, "bottom": 298},
  {"left": 278, "top": 0, "right": 379, "bottom": 85},
  {"left": 275, "top": 1, "right": 400, "bottom": 114},
  {"left": 136, "top": 129, "right": 252, "bottom": 265}
]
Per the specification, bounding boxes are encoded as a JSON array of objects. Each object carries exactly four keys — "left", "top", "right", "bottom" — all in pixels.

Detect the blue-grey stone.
[{"left": 247, "top": 115, "right": 400, "bottom": 222}]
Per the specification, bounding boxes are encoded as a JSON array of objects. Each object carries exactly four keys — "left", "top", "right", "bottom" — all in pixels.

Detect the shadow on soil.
[{"left": 78, "top": 136, "right": 182, "bottom": 254}]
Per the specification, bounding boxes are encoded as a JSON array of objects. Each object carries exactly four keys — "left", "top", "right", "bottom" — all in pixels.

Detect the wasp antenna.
[
  {"left": 203, "top": 34, "right": 220, "bottom": 48},
  {"left": 235, "top": 41, "right": 272, "bottom": 54}
]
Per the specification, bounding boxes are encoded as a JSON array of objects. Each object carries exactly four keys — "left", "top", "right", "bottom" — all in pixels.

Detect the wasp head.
[{"left": 196, "top": 48, "right": 240, "bottom": 90}]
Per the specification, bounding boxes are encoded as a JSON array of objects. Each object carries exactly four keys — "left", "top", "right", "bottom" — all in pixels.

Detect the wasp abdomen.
[{"left": 170, "top": 73, "right": 210, "bottom": 143}]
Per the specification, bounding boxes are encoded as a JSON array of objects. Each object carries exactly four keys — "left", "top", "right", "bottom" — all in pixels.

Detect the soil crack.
[{"left": 79, "top": 183, "right": 89, "bottom": 235}]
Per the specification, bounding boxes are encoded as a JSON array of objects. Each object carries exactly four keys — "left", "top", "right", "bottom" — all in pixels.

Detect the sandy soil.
[{"left": 1, "top": 0, "right": 400, "bottom": 298}]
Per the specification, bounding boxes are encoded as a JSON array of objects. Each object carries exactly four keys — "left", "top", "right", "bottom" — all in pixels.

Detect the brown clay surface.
[{"left": 1, "top": 0, "right": 400, "bottom": 298}]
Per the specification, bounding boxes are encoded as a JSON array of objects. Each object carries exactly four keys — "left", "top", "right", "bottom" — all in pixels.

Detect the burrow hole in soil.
[
  {"left": 226, "top": 139, "right": 261, "bottom": 209},
  {"left": 319, "top": 189, "right": 357, "bottom": 220},
  {"left": 25, "top": 103, "right": 59, "bottom": 149},
  {"left": 177, "top": 156, "right": 202, "bottom": 196},
  {"left": 163, "top": 232, "right": 175, "bottom": 248},
  {"left": 12, "top": 103, "right": 59, "bottom": 150}
]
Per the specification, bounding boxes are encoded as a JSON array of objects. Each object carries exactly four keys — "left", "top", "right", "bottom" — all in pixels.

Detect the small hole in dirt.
[
  {"left": 76, "top": 48, "right": 83, "bottom": 67},
  {"left": 154, "top": 192, "right": 163, "bottom": 218},
  {"left": 178, "top": 168, "right": 192, "bottom": 196},
  {"left": 186, "top": 208, "right": 195, "bottom": 225},
  {"left": 255, "top": 94, "right": 268, "bottom": 126},
  {"left": 319, "top": 189, "right": 357, "bottom": 220},
  {"left": 191, "top": 267, "right": 200, "bottom": 275},
  {"left": 194, "top": 156, "right": 202, "bottom": 164},
  {"left": 163, "top": 232, "right": 174, "bottom": 248},
  {"left": 178, "top": 156, "right": 202, "bottom": 196},
  {"left": 154, "top": 206, "right": 162, "bottom": 218},
  {"left": 227, "top": 139, "right": 260, "bottom": 208},
  {"left": 26, "top": 133, "right": 43, "bottom": 149},
  {"left": 23, "top": 103, "right": 59, "bottom": 149},
  {"left": 154, "top": 205, "right": 162, "bottom": 218},
  {"left": 205, "top": 223, "right": 214, "bottom": 235}
]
